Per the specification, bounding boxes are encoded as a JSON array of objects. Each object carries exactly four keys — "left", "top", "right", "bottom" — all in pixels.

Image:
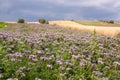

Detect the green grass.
[
  {"left": 0, "top": 22, "right": 7, "bottom": 29},
  {"left": 74, "top": 20, "right": 120, "bottom": 27}
]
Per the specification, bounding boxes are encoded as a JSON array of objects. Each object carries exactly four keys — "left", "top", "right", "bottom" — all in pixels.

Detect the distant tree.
[
  {"left": 108, "top": 20, "right": 114, "bottom": 24},
  {"left": 70, "top": 19, "right": 74, "bottom": 21},
  {"left": 38, "top": 18, "right": 49, "bottom": 24},
  {"left": 45, "top": 21, "right": 49, "bottom": 24},
  {"left": 99, "top": 20, "right": 114, "bottom": 24},
  {"left": 17, "top": 18, "right": 25, "bottom": 23}
]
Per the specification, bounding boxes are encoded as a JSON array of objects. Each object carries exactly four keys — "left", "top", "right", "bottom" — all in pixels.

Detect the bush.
[
  {"left": 108, "top": 20, "right": 114, "bottom": 24},
  {"left": 99, "top": 20, "right": 114, "bottom": 24},
  {"left": 39, "top": 18, "right": 49, "bottom": 24},
  {"left": 70, "top": 19, "right": 74, "bottom": 21},
  {"left": 17, "top": 18, "right": 25, "bottom": 23},
  {"left": 45, "top": 21, "right": 49, "bottom": 24}
]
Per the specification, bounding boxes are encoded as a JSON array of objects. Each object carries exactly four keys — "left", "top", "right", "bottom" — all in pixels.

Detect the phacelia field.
[{"left": 0, "top": 24, "right": 120, "bottom": 80}]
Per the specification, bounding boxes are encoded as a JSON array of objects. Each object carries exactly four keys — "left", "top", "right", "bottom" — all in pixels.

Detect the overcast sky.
[{"left": 0, "top": 0, "right": 120, "bottom": 21}]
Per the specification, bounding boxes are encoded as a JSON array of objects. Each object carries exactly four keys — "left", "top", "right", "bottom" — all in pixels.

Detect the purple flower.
[
  {"left": 93, "top": 71, "right": 103, "bottom": 76},
  {"left": 10, "top": 58, "right": 16, "bottom": 62},
  {"left": 47, "top": 64, "right": 52, "bottom": 69},
  {"left": 36, "top": 50, "right": 43, "bottom": 54},
  {"left": 66, "top": 67, "right": 72, "bottom": 71},
  {"left": 7, "top": 78, "right": 18, "bottom": 80},
  {"left": 35, "top": 78, "right": 42, "bottom": 80},
  {"left": 0, "top": 73, "right": 3, "bottom": 78},
  {"left": 102, "top": 77, "right": 108, "bottom": 80},
  {"left": 79, "top": 61, "right": 85, "bottom": 67},
  {"left": 113, "top": 61, "right": 120, "bottom": 66},
  {"left": 56, "top": 60, "right": 63, "bottom": 65},
  {"left": 98, "top": 58, "right": 104, "bottom": 64}
]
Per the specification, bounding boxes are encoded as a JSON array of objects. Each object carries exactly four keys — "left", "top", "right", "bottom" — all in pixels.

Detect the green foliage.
[
  {"left": 45, "top": 21, "right": 49, "bottom": 24},
  {"left": 17, "top": 18, "right": 25, "bottom": 23},
  {"left": 99, "top": 20, "right": 114, "bottom": 24},
  {"left": 90, "top": 30, "right": 100, "bottom": 63},
  {"left": 70, "top": 19, "right": 74, "bottom": 21},
  {"left": 0, "top": 22, "right": 7, "bottom": 28},
  {"left": 0, "top": 24, "right": 120, "bottom": 80},
  {"left": 38, "top": 18, "right": 49, "bottom": 24},
  {"left": 108, "top": 20, "right": 114, "bottom": 24}
]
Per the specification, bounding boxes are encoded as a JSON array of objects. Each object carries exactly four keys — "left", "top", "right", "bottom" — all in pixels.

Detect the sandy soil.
[
  {"left": 6, "top": 22, "right": 40, "bottom": 24},
  {"left": 49, "top": 20, "right": 120, "bottom": 36}
]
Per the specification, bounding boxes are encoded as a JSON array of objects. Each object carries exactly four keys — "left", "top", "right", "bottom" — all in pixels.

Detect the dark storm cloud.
[{"left": 0, "top": 0, "right": 120, "bottom": 21}]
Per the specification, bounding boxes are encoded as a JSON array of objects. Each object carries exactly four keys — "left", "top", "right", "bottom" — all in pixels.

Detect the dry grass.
[
  {"left": 75, "top": 20, "right": 120, "bottom": 27},
  {"left": 49, "top": 20, "right": 120, "bottom": 36}
]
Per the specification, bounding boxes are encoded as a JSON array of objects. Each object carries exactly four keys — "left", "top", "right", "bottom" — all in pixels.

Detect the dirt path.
[{"left": 49, "top": 20, "right": 120, "bottom": 36}]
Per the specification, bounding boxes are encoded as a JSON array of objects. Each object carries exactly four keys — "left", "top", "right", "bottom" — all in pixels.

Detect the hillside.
[
  {"left": 49, "top": 20, "right": 120, "bottom": 36},
  {"left": 75, "top": 20, "right": 120, "bottom": 27}
]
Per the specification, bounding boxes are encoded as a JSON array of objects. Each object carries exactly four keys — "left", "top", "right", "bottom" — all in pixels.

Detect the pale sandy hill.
[{"left": 49, "top": 20, "right": 120, "bottom": 36}]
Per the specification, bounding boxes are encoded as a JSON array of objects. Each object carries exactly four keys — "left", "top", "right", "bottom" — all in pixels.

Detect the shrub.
[
  {"left": 17, "top": 18, "right": 25, "bottom": 23},
  {"left": 99, "top": 20, "right": 114, "bottom": 24},
  {"left": 39, "top": 18, "right": 49, "bottom": 24},
  {"left": 108, "top": 20, "right": 114, "bottom": 24},
  {"left": 70, "top": 19, "right": 74, "bottom": 21},
  {"left": 45, "top": 21, "right": 49, "bottom": 24},
  {"left": 99, "top": 20, "right": 106, "bottom": 22}
]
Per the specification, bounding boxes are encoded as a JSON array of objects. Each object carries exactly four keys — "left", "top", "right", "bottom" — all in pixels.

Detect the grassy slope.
[
  {"left": 75, "top": 20, "right": 120, "bottom": 27},
  {"left": 0, "top": 22, "right": 7, "bottom": 29},
  {"left": 49, "top": 20, "right": 120, "bottom": 36}
]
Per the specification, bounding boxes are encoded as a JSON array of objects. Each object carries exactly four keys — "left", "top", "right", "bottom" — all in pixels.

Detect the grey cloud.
[{"left": 0, "top": 0, "right": 120, "bottom": 21}]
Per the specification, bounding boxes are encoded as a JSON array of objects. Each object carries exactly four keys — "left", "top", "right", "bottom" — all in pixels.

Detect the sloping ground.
[
  {"left": 75, "top": 20, "right": 120, "bottom": 27},
  {"left": 49, "top": 20, "right": 120, "bottom": 36}
]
